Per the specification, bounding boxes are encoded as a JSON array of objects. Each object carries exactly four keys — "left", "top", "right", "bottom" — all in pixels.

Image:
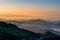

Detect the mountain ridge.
[{"left": 0, "top": 21, "right": 41, "bottom": 40}]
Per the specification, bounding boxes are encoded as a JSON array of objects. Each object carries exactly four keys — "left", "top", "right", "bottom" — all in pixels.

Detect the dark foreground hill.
[
  {"left": 44, "top": 31, "right": 60, "bottom": 40},
  {"left": 0, "top": 21, "right": 60, "bottom": 40},
  {"left": 0, "top": 21, "right": 41, "bottom": 40}
]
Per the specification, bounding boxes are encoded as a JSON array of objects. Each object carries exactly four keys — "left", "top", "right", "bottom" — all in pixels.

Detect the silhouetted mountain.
[
  {"left": 3, "top": 19, "right": 60, "bottom": 33},
  {"left": 0, "top": 21, "right": 41, "bottom": 40},
  {"left": 0, "top": 19, "right": 60, "bottom": 40},
  {"left": 44, "top": 31, "right": 60, "bottom": 40},
  {"left": 45, "top": 31, "right": 59, "bottom": 38},
  {"left": 27, "top": 19, "right": 47, "bottom": 22},
  {"left": 53, "top": 21, "right": 60, "bottom": 27}
]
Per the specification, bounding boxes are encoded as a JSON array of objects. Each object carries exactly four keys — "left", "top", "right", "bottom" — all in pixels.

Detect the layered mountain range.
[{"left": 0, "top": 19, "right": 60, "bottom": 40}]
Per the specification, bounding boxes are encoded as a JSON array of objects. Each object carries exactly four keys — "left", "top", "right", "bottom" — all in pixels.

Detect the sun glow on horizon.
[{"left": 0, "top": 0, "right": 60, "bottom": 20}]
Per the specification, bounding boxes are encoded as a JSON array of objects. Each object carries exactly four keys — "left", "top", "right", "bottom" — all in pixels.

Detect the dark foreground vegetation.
[{"left": 0, "top": 21, "right": 60, "bottom": 40}]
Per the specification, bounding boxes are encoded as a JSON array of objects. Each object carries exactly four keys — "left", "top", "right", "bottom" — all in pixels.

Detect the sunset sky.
[{"left": 0, "top": 0, "right": 60, "bottom": 20}]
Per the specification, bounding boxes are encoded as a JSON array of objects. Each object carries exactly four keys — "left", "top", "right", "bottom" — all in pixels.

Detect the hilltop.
[{"left": 0, "top": 21, "right": 41, "bottom": 40}]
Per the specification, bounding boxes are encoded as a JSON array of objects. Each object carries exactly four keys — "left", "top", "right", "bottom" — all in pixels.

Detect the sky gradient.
[{"left": 0, "top": 0, "right": 60, "bottom": 21}]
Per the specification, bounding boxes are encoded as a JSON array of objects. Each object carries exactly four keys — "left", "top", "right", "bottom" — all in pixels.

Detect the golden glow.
[
  {"left": 0, "top": 7, "right": 59, "bottom": 20},
  {"left": 0, "top": 2, "right": 59, "bottom": 20}
]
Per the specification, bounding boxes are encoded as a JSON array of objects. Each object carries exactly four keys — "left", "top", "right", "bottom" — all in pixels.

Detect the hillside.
[
  {"left": 0, "top": 21, "right": 41, "bottom": 40},
  {"left": 0, "top": 21, "right": 60, "bottom": 40}
]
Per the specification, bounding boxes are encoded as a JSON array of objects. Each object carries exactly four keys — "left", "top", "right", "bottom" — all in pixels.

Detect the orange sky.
[
  {"left": 0, "top": 0, "right": 60, "bottom": 20},
  {"left": 0, "top": 8, "right": 59, "bottom": 20}
]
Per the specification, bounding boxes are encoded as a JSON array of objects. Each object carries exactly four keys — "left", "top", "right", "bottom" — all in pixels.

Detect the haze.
[{"left": 0, "top": 0, "right": 60, "bottom": 21}]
